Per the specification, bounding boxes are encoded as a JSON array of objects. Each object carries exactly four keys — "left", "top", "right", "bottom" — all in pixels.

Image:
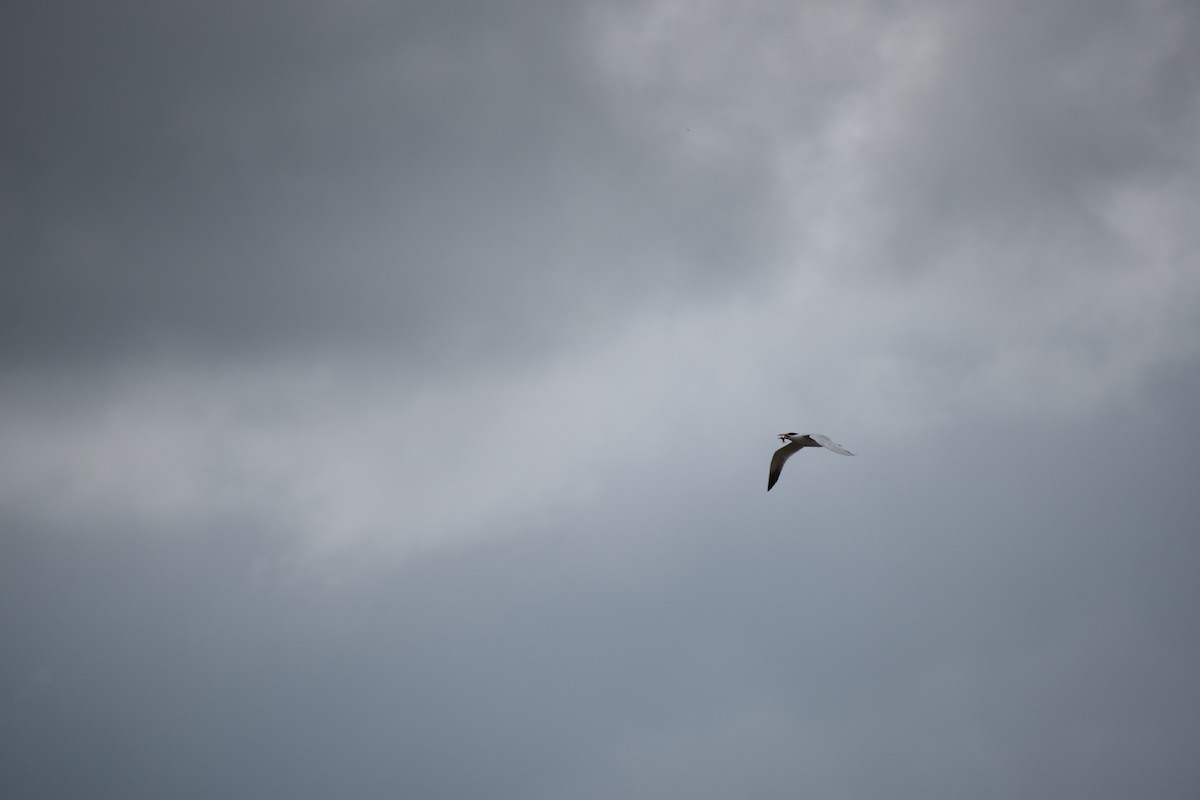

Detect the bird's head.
[{"left": 778, "top": 432, "right": 799, "bottom": 442}]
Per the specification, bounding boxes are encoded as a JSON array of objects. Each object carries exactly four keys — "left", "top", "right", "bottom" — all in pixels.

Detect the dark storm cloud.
[{"left": 1, "top": 0, "right": 784, "bottom": 367}]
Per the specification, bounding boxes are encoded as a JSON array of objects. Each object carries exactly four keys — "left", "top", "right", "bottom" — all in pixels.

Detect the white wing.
[{"left": 810, "top": 433, "right": 855, "bottom": 456}]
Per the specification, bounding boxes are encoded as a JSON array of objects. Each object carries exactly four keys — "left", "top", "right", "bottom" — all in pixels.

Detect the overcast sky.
[{"left": 3, "top": 1, "right": 1199, "bottom": 798}]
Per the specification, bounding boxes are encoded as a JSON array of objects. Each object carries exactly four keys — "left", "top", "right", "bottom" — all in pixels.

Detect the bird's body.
[{"left": 768, "top": 432, "right": 854, "bottom": 491}]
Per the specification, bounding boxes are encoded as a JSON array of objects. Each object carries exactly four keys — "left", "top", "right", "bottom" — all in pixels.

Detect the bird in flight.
[{"left": 768, "top": 432, "right": 855, "bottom": 491}]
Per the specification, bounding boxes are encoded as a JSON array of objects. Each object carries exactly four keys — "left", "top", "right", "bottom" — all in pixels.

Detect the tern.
[{"left": 768, "top": 432, "right": 855, "bottom": 491}]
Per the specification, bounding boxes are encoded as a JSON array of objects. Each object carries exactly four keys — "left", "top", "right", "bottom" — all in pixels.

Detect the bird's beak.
[{"left": 777, "top": 433, "right": 788, "bottom": 441}]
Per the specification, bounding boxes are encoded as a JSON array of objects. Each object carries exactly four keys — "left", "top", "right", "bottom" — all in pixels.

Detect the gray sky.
[{"left": 3, "top": 1, "right": 1199, "bottom": 797}]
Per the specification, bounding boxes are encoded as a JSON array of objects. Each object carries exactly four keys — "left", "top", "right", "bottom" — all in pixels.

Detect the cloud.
[
  {"left": 3, "top": 1, "right": 1200, "bottom": 798},
  {"left": 2, "top": 0, "right": 792, "bottom": 370}
]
